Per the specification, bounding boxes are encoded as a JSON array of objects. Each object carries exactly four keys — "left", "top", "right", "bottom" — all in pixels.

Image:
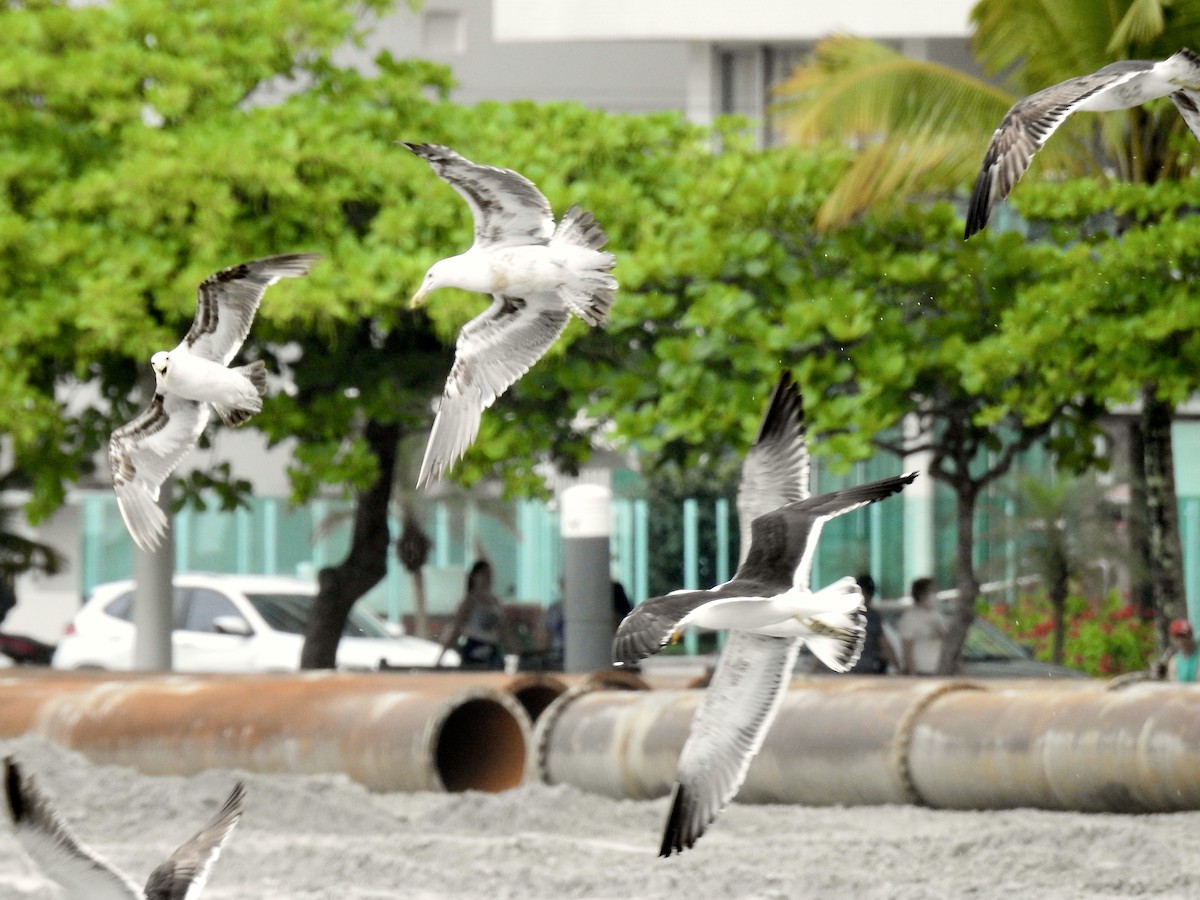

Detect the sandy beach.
[{"left": 1, "top": 733, "right": 1196, "bottom": 899}]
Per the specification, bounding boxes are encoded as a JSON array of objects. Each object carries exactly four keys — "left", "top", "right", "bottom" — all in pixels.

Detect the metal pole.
[
  {"left": 682, "top": 498, "right": 700, "bottom": 655},
  {"left": 133, "top": 480, "right": 174, "bottom": 671},
  {"left": 561, "top": 484, "right": 612, "bottom": 673}
]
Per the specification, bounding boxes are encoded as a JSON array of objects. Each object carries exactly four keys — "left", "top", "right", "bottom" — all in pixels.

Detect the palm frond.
[
  {"left": 1108, "top": 0, "right": 1169, "bottom": 53},
  {"left": 775, "top": 36, "right": 1015, "bottom": 142},
  {"left": 972, "top": 0, "right": 1125, "bottom": 90},
  {"left": 774, "top": 36, "right": 1102, "bottom": 228},
  {"left": 813, "top": 130, "right": 981, "bottom": 229}
]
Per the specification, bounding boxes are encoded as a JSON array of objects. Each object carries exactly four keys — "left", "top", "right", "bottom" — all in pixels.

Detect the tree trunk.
[
  {"left": 1139, "top": 385, "right": 1186, "bottom": 651},
  {"left": 300, "top": 419, "right": 400, "bottom": 669},
  {"left": 938, "top": 482, "right": 979, "bottom": 674},
  {"left": 1127, "top": 413, "right": 1155, "bottom": 613},
  {"left": 1050, "top": 583, "right": 1067, "bottom": 667},
  {"left": 397, "top": 509, "right": 433, "bottom": 640}
]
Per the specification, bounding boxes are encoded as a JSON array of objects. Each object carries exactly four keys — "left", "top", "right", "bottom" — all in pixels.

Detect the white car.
[{"left": 52, "top": 574, "right": 458, "bottom": 672}]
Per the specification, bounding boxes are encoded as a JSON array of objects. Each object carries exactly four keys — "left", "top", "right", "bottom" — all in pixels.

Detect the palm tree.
[
  {"left": 775, "top": 1, "right": 1200, "bottom": 230},
  {"left": 774, "top": 0, "right": 1200, "bottom": 656},
  {"left": 1007, "top": 473, "right": 1131, "bottom": 665}
]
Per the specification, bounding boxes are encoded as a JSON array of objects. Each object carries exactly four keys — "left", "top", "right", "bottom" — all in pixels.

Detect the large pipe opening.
[
  {"left": 435, "top": 697, "right": 527, "bottom": 792},
  {"left": 508, "top": 683, "right": 564, "bottom": 722}
]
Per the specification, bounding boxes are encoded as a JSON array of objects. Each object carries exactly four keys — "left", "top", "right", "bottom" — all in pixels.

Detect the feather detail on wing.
[
  {"left": 964, "top": 68, "right": 1147, "bottom": 239},
  {"left": 186, "top": 253, "right": 320, "bottom": 365},
  {"left": 143, "top": 782, "right": 244, "bottom": 900},
  {"left": 659, "top": 632, "right": 801, "bottom": 857},
  {"left": 4, "top": 758, "right": 142, "bottom": 899},
  {"left": 736, "top": 373, "right": 808, "bottom": 565},
  {"left": 416, "top": 293, "right": 570, "bottom": 487},
  {"left": 109, "top": 394, "right": 210, "bottom": 552},
  {"left": 612, "top": 588, "right": 715, "bottom": 666},
  {"left": 741, "top": 471, "right": 919, "bottom": 592},
  {"left": 1171, "top": 88, "right": 1200, "bottom": 140},
  {"left": 402, "top": 143, "right": 554, "bottom": 249}
]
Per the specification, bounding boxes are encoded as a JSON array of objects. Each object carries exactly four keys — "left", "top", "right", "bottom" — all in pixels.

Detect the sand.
[{"left": 1, "top": 733, "right": 1195, "bottom": 899}]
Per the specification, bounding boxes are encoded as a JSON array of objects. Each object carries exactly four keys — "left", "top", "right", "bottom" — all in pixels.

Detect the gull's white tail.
[
  {"left": 799, "top": 577, "right": 866, "bottom": 672},
  {"left": 552, "top": 205, "right": 617, "bottom": 326}
]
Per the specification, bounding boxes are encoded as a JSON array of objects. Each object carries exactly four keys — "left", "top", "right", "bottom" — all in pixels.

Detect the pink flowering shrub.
[{"left": 980, "top": 591, "right": 1157, "bottom": 677}]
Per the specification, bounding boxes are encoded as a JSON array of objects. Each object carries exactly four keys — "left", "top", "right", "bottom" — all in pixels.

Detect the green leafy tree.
[
  {"left": 773, "top": 0, "right": 1200, "bottom": 648},
  {"left": 0, "top": 0, "right": 741, "bottom": 667},
  {"left": 578, "top": 140, "right": 1107, "bottom": 672}
]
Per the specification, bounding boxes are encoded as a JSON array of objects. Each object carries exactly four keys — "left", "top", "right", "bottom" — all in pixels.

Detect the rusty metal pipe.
[
  {"left": 906, "top": 682, "right": 1200, "bottom": 811},
  {"left": 533, "top": 679, "right": 1200, "bottom": 812},
  {"left": 0, "top": 671, "right": 531, "bottom": 793}
]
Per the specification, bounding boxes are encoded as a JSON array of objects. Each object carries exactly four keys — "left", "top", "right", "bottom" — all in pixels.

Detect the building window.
[{"left": 423, "top": 10, "right": 466, "bottom": 56}]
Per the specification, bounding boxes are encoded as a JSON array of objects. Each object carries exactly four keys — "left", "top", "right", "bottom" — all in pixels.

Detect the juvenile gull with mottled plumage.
[
  {"left": 402, "top": 142, "right": 618, "bottom": 488},
  {"left": 965, "top": 48, "right": 1200, "bottom": 238},
  {"left": 108, "top": 253, "right": 319, "bottom": 552}
]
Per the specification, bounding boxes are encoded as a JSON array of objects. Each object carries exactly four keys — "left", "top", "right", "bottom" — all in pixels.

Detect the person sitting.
[{"left": 897, "top": 576, "right": 946, "bottom": 676}]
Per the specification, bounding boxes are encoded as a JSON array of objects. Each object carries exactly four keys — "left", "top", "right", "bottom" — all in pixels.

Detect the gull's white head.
[
  {"left": 411, "top": 260, "right": 450, "bottom": 309},
  {"left": 150, "top": 351, "right": 170, "bottom": 386}
]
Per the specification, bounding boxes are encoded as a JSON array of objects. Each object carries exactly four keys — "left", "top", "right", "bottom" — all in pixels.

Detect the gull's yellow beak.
[{"left": 410, "top": 288, "right": 427, "bottom": 309}]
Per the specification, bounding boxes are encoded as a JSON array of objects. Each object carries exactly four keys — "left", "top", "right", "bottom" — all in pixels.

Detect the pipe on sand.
[
  {"left": 533, "top": 678, "right": 1200, "bottom": 812},
  {"left": 0, "top": 671, "right": 530, "bottom": 792}
]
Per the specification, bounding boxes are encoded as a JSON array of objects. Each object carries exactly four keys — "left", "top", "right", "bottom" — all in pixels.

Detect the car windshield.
[
  {"left": 960, "top": 619, "right": 1026, "bottom": 661},
  {"left": 244, "top": 593, "right": 392, "bottom": 639}
]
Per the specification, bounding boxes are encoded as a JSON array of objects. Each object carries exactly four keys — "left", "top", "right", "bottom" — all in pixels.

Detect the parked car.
[
  {"left": 52, "top": 574, "right": 458, "bottom": 672},
  {"left": 875, "top": 600, "right": 1087, "bottom": 679}
]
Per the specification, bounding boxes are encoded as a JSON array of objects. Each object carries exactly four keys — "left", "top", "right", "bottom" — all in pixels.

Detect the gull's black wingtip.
[
  {"left": 4, "top": 757, "right": 24, "bottom": 824},
  {"left": 658, "top": 783, "right": 689, "bottom": 857},
  {"left": 963, "top": 170, "right": 992, "bottom": 240},
  {"left": 658, "top": 782, "right": 702, "bottom": 858},
  {"left": 755, "top": 371, "right": 803, "bottom": 444}
]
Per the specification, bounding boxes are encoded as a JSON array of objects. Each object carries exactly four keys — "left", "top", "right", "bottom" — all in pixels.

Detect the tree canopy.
[{"left": 7, "top": 0, "right": 1200, "bottom": 672}]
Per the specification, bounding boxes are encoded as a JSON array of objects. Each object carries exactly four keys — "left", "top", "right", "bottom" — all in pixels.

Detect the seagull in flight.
[
  {"left": 109, "top": 253, "right": 319, "bottom": 552},
  {"left": 613, "top": 377, "right": 917, "bottom": 855},
  {"left": 965, "top": 48, "right": 1200, "bottom": 238},
  {"left": 402, "top": 142, "right": 618, "bottom": 488},
  {"left": 4, "top": 757, "right": 244, "bottom": 899}
]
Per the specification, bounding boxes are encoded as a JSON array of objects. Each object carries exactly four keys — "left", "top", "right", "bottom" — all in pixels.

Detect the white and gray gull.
[
  {"left": 613, "top": 377, "right": 917, "bottom": 855},
  {"left": 108, "top": 253, "right": 319, "bottom": 552},
  {"left": 402, "top": 142, "right": 618, "bottom": 488},
  {"left": 4, "top": 757, "right": 244, "bottom": 899},
  {"left": 965, "top": 48, "right": 1200, "bottom": 238}
]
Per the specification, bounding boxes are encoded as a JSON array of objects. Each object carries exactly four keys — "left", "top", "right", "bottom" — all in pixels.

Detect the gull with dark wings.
[
  {"left": 613, "top": 375, "right": 917, "bottom": 855},
  {"left": 109, "top": 253, "right": 319, "bottom": 552},
  {"left": 965, "top": 48, "right": 1200, "bottom": 238},
  {"left": 5, "top": 757, "right": 244, "bottom": 899},
  {"left": 402, "top": 142, "right": 618, "bottom": 488}
]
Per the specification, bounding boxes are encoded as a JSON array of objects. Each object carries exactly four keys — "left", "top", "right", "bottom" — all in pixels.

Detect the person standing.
[
  {"left": 439, "top": 560, "right": 516, "bottom": 669},
  {"left": 897, "top": 576, "right": 946, "bottom": 676},
  {"left": 1167, "top": 618, "right": 1199, "bottom": 683}
]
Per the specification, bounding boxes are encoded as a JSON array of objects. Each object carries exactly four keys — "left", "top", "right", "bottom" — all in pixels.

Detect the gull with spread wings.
[
  {"left": 109, "top": 253, "right": 320, "bottom": 552},
  {"left": 5, "top": 757, "right": 243, "bottom": 900},
  {"left": 402, "top": 142, "right": 618, "bottom": 488},
  {"left": 613, "top": 375, "right": 917, "bottom": 855},
  {"left": 965, "top": 48, "right": 1200, "bottom": 238}
]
